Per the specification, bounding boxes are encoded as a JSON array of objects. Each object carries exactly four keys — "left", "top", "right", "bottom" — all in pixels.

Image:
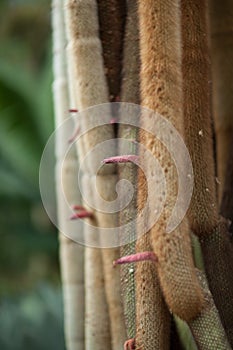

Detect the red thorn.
[
  {"left": 68, "top": 126, "right": 80, "bottom": 143},
  {"left": 102, "top": 155, "right": 139, "bottom": 164},
  {"left": 70, "top": 210, "right": 93, "bottom": 220},
  {"left": 69, "top": 108, "right": 78, "bottom": 113},
  {"left": 113, "top": 252, "right": 157, "bottom": 267},
  {"left": 124, "top": 338, "right": 135, "bottom": 350},
  {"left": 72, "top": 205, "right": 86, "bottom": 211},
  {"left": 110, "top": 118, "right": 118, "bottom": 124}
]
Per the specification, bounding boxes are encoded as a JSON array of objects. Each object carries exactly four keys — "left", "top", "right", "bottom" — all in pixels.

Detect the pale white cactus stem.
[
  {"left": 52, "top": 1, "right": 85, "bottom": 350},
  {"left": 63, "top": 0, "right": 126, "bottom": 349}
]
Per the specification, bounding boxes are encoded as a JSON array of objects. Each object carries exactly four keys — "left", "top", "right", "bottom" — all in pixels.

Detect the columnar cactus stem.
[
  {"left": 209, "top": 0, "right": 233, "bottom": 200},
  {"left": 64, "top": 1, "right": 112, "bottom": 349},
  {"left": 118, "top": 0, "right": 140, "bottom": 343},
  {"left": 181, "top": 0, "right": 233, "bottom": 345},
  {"left": 96, "top": 0, "right": 126, "bottom": 101},
  {"left": 138, "top": 0, "right": 204, "bottom": 332},
  {"left": 220, "top": 145, "right": 233, "bottom": 236},
  {"left": 94, "top": 174, "right": 127, "bottom": 350},
  {"left": 64, "top": 1, "right": 126, "bottom": 349},
  {"left": 188, "top": 270, "right": 231, "bottom": 350},
  {"left": 210, "top": 0, "right": 233, "bottom": 236},
  {"left": 52, "top": 1, "right": 84, "bottom": 349},
  {"left": 182, "top": 0, "right": 218, "bottom": 237}
]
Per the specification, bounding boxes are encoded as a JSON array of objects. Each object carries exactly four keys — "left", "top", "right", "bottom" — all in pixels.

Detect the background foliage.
[{"left": 0, "top": 1, "right": 65, "bottom": 349}]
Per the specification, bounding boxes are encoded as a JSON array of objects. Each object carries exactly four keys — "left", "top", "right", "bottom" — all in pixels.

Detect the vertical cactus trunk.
[
  {"left": 63, "top": 1, "right": 112, "bottom": 349},
  {"left": 198, "top": 221, "right": 233, "bottom": 346},
  {"left": 52, "top": 1, "right": 84, "bottom": 349},
  {"left": 188, "top": 270, "right": 231, "bottom": 350},
  {"left": 209, "top": 0, "right": 233, "bottom": 236},
  {"left": 95, "top": 2, "right": 128, "bottom": 348},
  {"left": 121, "top": 0, "right": 140, "bottom": 105},
  {"left": 95, "top": 175, "right": 127, "bottom": 350},
  {"left": 118, "top": 0, "right": 140, "bottom": 342},
  {"left": 97, "top": 0, "right": 126, "bottom": 101},
  {"left": 138, "top": 0, "right": 204, "bottom": 330},
  {"left": 181, "top": 0, "right": 233, "bottom": 345},
  {"left": 182, "top": 0, "right": 218, "bottom": 236},
  {"left": 135, "top": 233, "right": 170, "bottom": 350},
  {"left": 209, "top": 0, "right": 233, "bottom": 199},
  {"left": 64, "top": 1, "right": 126, "bottom": 349},
  {"left": 220, "top": 146, "right": 233, "bottom": 237},
  {"left": 134, "top": 2, "right": 173, "bottom": 347}
]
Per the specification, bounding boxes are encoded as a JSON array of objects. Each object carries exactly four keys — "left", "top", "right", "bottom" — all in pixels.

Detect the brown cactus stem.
[
  {"left": 209, "top": 0, "right": 233, "bottom": 199},
  {"left": 118, "top": 0, "right": 140, "bottom": 342},
  {"left": 220, "top": 142, "right": 233, "bottom": 237},
  {"left": 96, "top": 0, "right": 126, "bottom": 101},
  {"left": 135, "top": 233, "right": 171, "bottom": 350},
  {"left": 181, "top": 0, "right": 218, "bottom": 236},
  {"left": 181, "top": 0, "right": 233, "bottom": 345},
  {"left": 187, "top": 270, "right": 231, "bottom": 350},
  {"left": 198, "top": 219, "right": 233, "bottom": 346},
  {"left": 138, "top": 0, "right": 204, "bottom": 330},
  {"left": 94, "top": 174, "right": 127, "bottom": 350},
  {"left": 120, "top": 0, "right": 140, "bottom": 104}
]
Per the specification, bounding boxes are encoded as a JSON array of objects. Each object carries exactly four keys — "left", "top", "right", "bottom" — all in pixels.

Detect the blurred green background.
[{"left": 0, "top": 0, "right": 65, "bottom": 349}]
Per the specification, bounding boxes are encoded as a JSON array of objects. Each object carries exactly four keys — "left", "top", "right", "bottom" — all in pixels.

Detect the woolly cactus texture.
[
  {"left": 181, "top": 0, "right": 218, "bottom": 236},
  {"left": 209, "top": 0, "right": 233, "bottom": 199},
  {"left": 95, "top": 174, "right": 127, "bottom": 349},
  {"left": 138, "top": 0, "right": 204, "bottom": 335},
  {"left": 181, "top": 0, "right": 233, "bottom": 345},
  {"left": 97, "top": 0, "right": 126, "bottom": 102},
  {"left": 210, "top": 0, "right": 233, "bottom": 236}
]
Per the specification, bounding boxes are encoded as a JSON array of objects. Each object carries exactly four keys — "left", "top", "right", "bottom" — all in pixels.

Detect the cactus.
[
  {"left": 209, "top": 0, "right": 233, "bottom": 199},
  {"left": 138, "top": 0, "right": 204, "bottom": 326},
  {"left": 181, "top": 0, "right": 233, "bottom": 346},
  {"left": 52, "top": 1, "right": 84, "bottom": 349},
  {"left": 51, "top": 1, "right": 233, "bottom": 349},
  {"left": 63, "top": 1, "right": 112, "bottom": 349}
]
